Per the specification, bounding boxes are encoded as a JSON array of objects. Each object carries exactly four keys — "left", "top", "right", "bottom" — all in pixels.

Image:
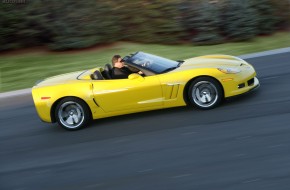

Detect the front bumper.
[{"left": 222, "top": 74, "right": 260, "bottom": 98}]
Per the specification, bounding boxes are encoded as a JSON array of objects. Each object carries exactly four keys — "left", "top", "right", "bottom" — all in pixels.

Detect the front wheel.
[
  {"left": 55, "top": 97, "right": 91, "bottom": 130},
  {"left": 188, "top": 77, "right": 223, "bottom": 110}
]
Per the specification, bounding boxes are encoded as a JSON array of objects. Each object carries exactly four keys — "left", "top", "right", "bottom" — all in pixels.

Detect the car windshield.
[{"left": 125, "top": 52, "right": 179, "bottom": 74}]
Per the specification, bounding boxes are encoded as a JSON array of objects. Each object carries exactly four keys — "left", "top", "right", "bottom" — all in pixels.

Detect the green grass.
[{"left": 0, "top": 32, "right": 289, "bottom": 92}]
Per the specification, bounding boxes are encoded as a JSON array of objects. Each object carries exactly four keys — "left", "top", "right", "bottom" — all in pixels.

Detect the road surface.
[{"left": 1, "top": 52, "right": 290, "bottom": 190}]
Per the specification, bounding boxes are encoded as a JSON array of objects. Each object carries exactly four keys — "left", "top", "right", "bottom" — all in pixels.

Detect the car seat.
[
  {"left": 102, "top": 64, "right": 112, "bottom": 79},
  {"left": 90, "top": 70, "right": 104, "bottom": 80}
]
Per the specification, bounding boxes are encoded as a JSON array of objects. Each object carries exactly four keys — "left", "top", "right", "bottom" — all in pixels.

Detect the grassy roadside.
[{"left": 0, "top": 32, "right": 289, "bottom": 92}]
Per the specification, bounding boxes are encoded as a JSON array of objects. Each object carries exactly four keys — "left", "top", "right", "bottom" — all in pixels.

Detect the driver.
[{"left": 111, "top": 55, "right": 142, "bottom": 79}]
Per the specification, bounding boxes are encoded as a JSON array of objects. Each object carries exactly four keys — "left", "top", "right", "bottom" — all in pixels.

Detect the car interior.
[
  {"left": 90, "top": 64, "right": 112, "bottom": 80},
  {"left": 90, "top": 63, "right": 145, "bottom": 80}
]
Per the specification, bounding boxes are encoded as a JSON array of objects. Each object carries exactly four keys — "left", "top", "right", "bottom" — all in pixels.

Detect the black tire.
[
  {"left": 55, "top": 97, "right": 91, "bottom": 130},
  {"left": 188, "top": 77, "right": 223, "bottom": 110}
]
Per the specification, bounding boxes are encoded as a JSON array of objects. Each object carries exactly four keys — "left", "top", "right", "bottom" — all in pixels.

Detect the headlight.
[{"left": 218, "top": 68, "right": 241, "bottom": 74}]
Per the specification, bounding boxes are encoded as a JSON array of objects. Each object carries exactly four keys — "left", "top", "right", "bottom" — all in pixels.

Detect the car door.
[{"left": 92, "top": 75, "right": 163, "bottom": 112}]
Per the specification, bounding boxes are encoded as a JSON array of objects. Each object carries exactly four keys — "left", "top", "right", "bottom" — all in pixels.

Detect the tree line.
[{"left": 0, "top": 0, "right": 289, "bottom": 51}]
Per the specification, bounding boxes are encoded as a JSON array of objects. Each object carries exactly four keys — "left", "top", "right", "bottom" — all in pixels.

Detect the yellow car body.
[{"left": 32, "top": 52, "right": 259, "bottom": 130}]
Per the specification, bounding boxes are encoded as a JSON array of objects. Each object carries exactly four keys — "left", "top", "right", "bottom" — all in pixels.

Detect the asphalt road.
[{"left": 1, "top": 52, "right": 290, "bottom": 190}]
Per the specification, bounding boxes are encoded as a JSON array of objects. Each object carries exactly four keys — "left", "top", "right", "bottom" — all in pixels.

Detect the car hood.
[
  {"left": 179, "top": 54, "right": 246, "bottom": 70},
  {"left": 34, "top": 70, "right": 84, "bottom": 87}
]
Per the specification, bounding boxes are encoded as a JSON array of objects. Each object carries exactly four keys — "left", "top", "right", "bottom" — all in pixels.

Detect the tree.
[
  {"left": 148, "top": 0, "right": 185, "bottom": 44},
  {"left": 250, "top": 0, "right": 277, "bottom": 35},
  {"left": 270, "top": 0, "right": 290, "bottom": 30},
  {"left": 113, "top": 0, "right": 184, "bottom": 44},
  {"left": 0, "top": 1, "right": 46, "bottom": 51},
  {"left": 0, "top": 0, "right": 287, "bottom": 51},
  {"left": 182, "top": 1, "right": 223, "bottom": 45},
  {"left": 45, "top": 1, "right": 121, "bottom": 50},
  {"left": 221, "top": 0, "right": 258, "bottom": 41}
]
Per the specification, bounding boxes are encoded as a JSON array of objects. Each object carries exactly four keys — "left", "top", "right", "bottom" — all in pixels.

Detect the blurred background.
[
  {"left": 1, "top": 0, "right": 289, "bottom": 50},
  {"left": 0, "top": 0, "right": 289, "bottom": 92}
]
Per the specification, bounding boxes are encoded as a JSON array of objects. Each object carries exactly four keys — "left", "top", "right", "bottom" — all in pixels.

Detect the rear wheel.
[
  {"left": 55, "top": 97, "right": 91, "bottom": 130},
  {"left": 188, "top": 77, "right": 223, "bottom": 109}
]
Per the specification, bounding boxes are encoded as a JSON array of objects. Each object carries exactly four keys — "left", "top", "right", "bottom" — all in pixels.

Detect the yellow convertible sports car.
[{"left": 32, "top": 52, "right": 259, "bottom": 130}]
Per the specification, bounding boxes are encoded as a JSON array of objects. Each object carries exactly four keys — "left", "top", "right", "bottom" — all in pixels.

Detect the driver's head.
[{"left": 112, "top": 55, "right": 124, "bottom": 68}]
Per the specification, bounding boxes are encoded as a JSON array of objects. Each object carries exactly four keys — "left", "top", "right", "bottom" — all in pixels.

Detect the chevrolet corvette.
[{"left": 32, "top": 52, "right": 259, "bottom": 130}]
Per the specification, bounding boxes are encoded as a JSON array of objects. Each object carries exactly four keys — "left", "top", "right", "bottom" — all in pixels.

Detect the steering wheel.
[{"left": 142, "top": 61, "right": 152, "bottom": 68}]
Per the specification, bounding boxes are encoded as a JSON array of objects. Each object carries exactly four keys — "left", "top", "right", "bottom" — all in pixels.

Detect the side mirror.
[{"left": 128, "top": 73, "right": 144, "bottom": 81}]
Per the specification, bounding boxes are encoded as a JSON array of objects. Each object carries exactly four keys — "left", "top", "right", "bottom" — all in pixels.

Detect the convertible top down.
[{"left": 32, "top": 52, "right": 259, "bottom": 130}]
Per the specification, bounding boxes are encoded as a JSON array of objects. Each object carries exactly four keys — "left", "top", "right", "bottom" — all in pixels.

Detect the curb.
[
  {"left": 0, "top": 88, "right": 31, "bottom": 99},
  {"left": 238, "top": 47, "right": 290, "bottom": 59},
  {"left": 0, "top": 47, "right": 290, "bottom": 99}
]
